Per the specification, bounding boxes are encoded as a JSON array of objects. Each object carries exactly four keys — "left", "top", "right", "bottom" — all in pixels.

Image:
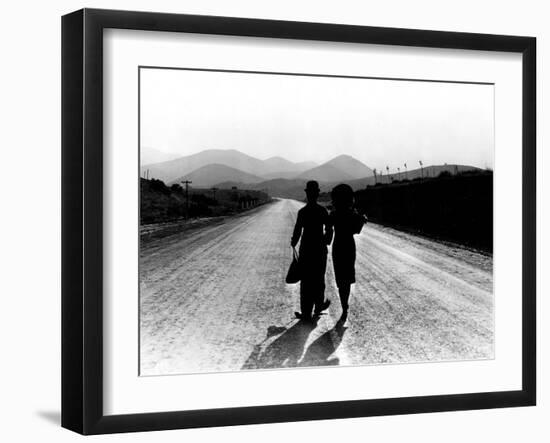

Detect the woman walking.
[{"left": 329, "top": 184, "right": 367, "bottom": 320}]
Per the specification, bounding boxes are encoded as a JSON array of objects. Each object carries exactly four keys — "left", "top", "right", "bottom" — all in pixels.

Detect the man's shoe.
[{"left": 314, "top": 299, "right": 331, "bottom": 315}]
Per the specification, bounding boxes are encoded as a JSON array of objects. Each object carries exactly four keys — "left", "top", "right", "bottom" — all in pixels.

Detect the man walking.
[{"left": 291, "top": 180, "right": 333, "bottom": 321}]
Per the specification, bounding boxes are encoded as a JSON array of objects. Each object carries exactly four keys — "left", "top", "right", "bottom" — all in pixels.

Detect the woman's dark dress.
[{"left": 330, "top": 209, "right": 365, "bottom": 288}]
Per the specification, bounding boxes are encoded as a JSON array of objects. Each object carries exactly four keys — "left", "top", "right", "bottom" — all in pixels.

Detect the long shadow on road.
[
  {"left": 299, "top": 321, "right": 347, "bottom": 367},
  {"left": 242, "top": 319, "right": 347, "bottom": 370}
]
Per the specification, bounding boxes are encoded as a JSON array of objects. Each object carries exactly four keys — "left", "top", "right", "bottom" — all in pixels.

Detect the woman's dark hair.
[{"left": 331, "top": 183, "right": 354, "bottom": 209}]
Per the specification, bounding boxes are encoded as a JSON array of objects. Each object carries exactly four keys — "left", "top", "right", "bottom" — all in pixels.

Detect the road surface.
[{"left": 140, "top": 199, "right": 493, "bottom": 376}]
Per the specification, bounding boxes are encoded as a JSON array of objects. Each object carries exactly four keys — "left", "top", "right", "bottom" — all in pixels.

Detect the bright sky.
[{"left": 140, "top": 68, "right": 494, "bottom": 170}]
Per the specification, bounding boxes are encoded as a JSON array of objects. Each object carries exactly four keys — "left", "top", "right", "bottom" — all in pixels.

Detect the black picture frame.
[{"left": 62, "top": 8, "right": 536, "bottom": 435}]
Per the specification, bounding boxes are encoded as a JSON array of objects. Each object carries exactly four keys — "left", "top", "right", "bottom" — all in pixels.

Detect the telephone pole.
[
  {"left": 373, "top": 168, "right": 377, "bottom": 185},
  {"left": 181, "top": 180, "right": 192, "bottom": 218}
]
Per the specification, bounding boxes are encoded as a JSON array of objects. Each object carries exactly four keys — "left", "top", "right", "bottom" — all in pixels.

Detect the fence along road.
[{"left": 139, "top": 198, "right": 493, "bottom": 375}]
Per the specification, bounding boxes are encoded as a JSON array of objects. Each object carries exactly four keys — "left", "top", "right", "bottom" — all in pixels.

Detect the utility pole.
[
  {"left": 404, "top": 163, "right": 408, "bottom": 180},
  {"left": 373, "top": 168, "right": 377, "bottom": 185},
  {"left": 181, "top": 180, "right": 192, "bottom": 218},
  {"left": 419, "top": 160, "right": 424, "bottom": 180},
  {"left": 386, "top": 166, "right": 390, "bottom": 183}
]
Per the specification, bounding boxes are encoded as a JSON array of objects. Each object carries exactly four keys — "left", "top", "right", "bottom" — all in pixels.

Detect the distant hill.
[
  {"left": 142, "top": 149, "right": 272, "bottom": 183},
  {"left": 347, "top": 164, "right": 481, "bottom": 189},
  {"left": 141, "top": 146, "right": 179, "bottom": 165},
  {"left": 214, "top": 164, "right": 484, "bottom": 199},
  {"left": 298, "top": 163, "right": 356, "bottom": 182},
  {"left": 323, "top": 154, "right": 374, "bottom": 179},
  {"left": 142, "top": 149, "right": 320, "bottom": 183},
  {"left": 172, "top": 164, "right": 264, "bottom": 188},
  {"left": 295, "top": 161, "right": 318, "bottom": 171},
  {"left": 297, "top": 154, "right": 373, "bottom": 182},
  {"left": 260, "top": 157, "right": 317, "bottom": 179},
  {"left": 263, "top": 157, "right": 316, "bottom": 173},
  {"left": 261, "top": 170, "right": 306, "bottom": 180}
]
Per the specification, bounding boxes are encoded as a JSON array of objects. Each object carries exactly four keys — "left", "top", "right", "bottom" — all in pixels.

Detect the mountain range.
[
  {"left": 142, "top": 149, "right": 269, "bottom": 183},
  {"left": 141, "top": 149, "right": 374, "bottom": 186},
  {"left": 141, "top": 148, "right": 478, "bottom": 199}
]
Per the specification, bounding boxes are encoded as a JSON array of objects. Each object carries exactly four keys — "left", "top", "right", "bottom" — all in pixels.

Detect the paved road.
[{"left": 140, "top": 199, "right": 493, "bottom": 376}]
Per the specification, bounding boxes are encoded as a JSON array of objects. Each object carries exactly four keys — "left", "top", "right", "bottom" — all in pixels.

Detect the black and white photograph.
[
  {"left": 1, "top": 0, "right": 546, "bottom": 439},
  {"left": 139, "top": 67, "right": 494, "bottom": 376}
]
